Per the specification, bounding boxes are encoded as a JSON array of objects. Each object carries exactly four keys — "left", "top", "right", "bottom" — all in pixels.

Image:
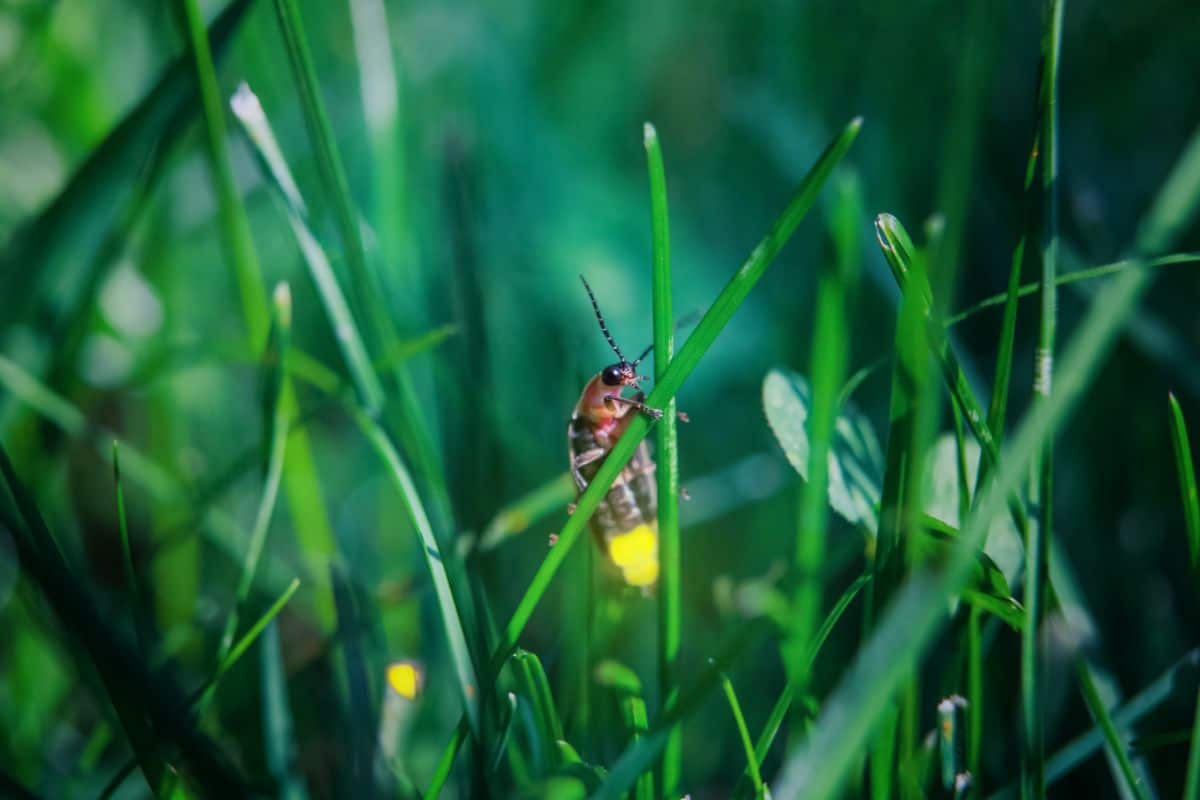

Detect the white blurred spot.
[
  {"left": 79, "top": 333, "right": 133, "bottom": 388},
  {"left": 100, "top": 261, "right": 163, "bottom": 338}
]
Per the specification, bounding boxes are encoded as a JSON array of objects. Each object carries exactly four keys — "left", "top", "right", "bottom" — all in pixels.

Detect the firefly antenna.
[
  {"left": 632, "top": 343, "right": 654, "bottom": 367},
  {"left": 579, "top": 275, "right": 627, "bottom": 363}
]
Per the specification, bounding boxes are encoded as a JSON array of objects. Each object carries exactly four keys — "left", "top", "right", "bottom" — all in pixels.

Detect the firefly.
[{"left": 568, "top": 276, "right": 663, "bottom": 588}]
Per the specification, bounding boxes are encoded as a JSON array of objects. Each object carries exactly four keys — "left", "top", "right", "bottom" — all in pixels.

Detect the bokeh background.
[{"left": 1, "top": 0, "right": 1199, "bottom": 797}]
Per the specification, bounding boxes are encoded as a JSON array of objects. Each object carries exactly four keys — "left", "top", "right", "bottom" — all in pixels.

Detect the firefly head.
[{"left": 601, "top": 361, "right": 640, "bottom": 388}]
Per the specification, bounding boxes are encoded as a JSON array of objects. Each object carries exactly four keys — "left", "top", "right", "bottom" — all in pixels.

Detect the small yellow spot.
[
  {"left": 608, "top": 524, "right": 659, "bottom": 587},
  {"left": 387, "top": 661, "right": 421, "bottom": 700}
]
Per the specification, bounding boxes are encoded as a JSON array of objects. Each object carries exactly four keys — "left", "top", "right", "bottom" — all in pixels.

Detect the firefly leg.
[{"left": 604, "top": 394, "right": 663, "bottom": 420}]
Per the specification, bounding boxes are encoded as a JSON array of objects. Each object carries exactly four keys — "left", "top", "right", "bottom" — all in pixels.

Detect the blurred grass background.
[{"left": 1, "top": 0, "right": 1199, "bottom": 797}]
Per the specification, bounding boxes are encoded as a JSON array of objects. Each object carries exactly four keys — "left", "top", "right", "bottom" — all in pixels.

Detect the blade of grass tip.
[
  {"left": 644, "top": 120, "right": 682, "bottom": 799},
  {"left": 872, "top": 215, "right": 939, "bottom": 800},
  {"left": 112, "top": 441, "right": 149, "bottom": 656},
  {"left": 1025, "top": 4, "right": 1064, "bottom": 797},
  {"left": 0, "top": 0, "right": 255, "bottom": 333},
  {"left": 721, "top": 670, "right": 768, "bottom": 799},
  {"left": 512, "top": 649, "right": 565, "bottom": 773},
  {"left": 347, "top": 407, "right": 482, "bottom": 738},
  {"left": 1173, "top": 396, "right": 1200, "bottom": 800},
  {"left": 770, "top": 242, "right": 1160, "bottom": 800},
  {"left": 427, "top": 116, "right": 862, "bottom": 780},
  {"left": 215, "top": 283, "right": 293, "bottom": 664},
  {"left": 173, "top": 0, "right": 270, "bottom": 347},
  {"left": 230, "top": 83, "right": 385, "bottom": 413},
  {"left": 1168, "top": 394, "right": 1200, "bottom": 570},
  {"left": 786, "top": 167, "right": 861, "bottom": 715},
  {"left": 1076, "top": 661, "right": 1151, "bottom": 800}
]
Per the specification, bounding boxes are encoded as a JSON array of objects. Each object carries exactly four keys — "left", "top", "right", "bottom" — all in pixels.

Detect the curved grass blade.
[
  {"left": 644, "top": 120, "right": 683, "bottom": 798},
  {"left": 429, "top": 116, "right": 862, "bottom": 782},
  {"left": 348, "top": 407, "right": 482, "bottom": 737},
  {"left": 230, "top": 83, "right": 385, "bottom": 413},
  {"left": 594, "top": 660, "right": 653, "bottom": 800},
  {"left": 945, "top": 253, "right": 1200, "bottom": 327}
]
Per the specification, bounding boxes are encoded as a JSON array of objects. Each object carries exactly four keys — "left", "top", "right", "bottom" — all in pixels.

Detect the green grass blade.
[
  {"left": 1186, "top": 685, "right": 1200, "bottom": 800},
  {"left": 349, "top": 407, "right": 482, "bottom": 737},
  {"left": 269, "top": 0, "right": 373, "bottom": 324},
  {"left": 112, "top": 441, "right": 148, "bottom": 655},
  {"left": 770, "top": 254, "right": 1158, "bottom": 800},
  {"left": 512, "top": 649, "right": 566, "bottom": 773},
  {"left": 738, "top": 574, "right": 871, "bottom": 799},
  {"left": 721, "top": 672, "right": 768, "bottom": 799},
  {"left": 644, "top": 120, "right": 683, "bottom": 798},
  {"left": 260, "top": 621, "right": 308, "bottom": 800},
  {"left": 1076, "top": 660, "right": 1151, "bottom": 800},
  {"left": 429, "top": 117, "right": 861, "bottom": 780},
  {"left": 215, "top": 284, "right": 293, "bottom": 664},
  {"left": 173, "top": 0, "right": 269, "bottom": 347},
  {"left": 1168, "top": 394, "right": 1200, "bottom": 569},
  {"left": 786, "top": 169, "right": 861, "bottom": 699},
  {"left": 230, "top": 83, "right": 386, "bottom": 413},
  {"left": 1025, "top": 3, "right": 1064, "bottom": 796},
  {"left": 944, "top": 253, "right": 1200, "bottom": 327}
]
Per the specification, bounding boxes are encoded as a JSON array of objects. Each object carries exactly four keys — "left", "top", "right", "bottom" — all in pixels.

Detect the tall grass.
[{"left": 2, "top": 2, "right": 1200, "bottom": 799}]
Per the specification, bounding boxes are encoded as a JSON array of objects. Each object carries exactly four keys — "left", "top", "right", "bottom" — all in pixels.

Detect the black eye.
[{"left": 601, "top": 365, "right": 623, "bottom": 386}]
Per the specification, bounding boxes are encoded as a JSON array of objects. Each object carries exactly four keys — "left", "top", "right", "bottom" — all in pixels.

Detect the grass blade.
[
  {"left": 349, "top": 407, "right": 482, "bottom": 737},
  {"left": 1023, "top": 4, "right": 1065, "bottom": 797},
  {"left": 112, "top": 441, "right": 149, "bottom": 656},
  {"left": 721, "top": 671, "right": 769, "bottom": 799},
  {"left": 1168, "top": 394, "right": 1200, "bottom": 570},
  {"left": 230, "top": 83, "right": 385, "bottom": 413},
  {"left": 173, "top": 0, "right": 269, "bottom": 346},
  {"left": 260, "top": 621, "right": 308, "bottom": 800},
  {"left": 786, "top": 168, "right": 861, "bottom": 694},
  {"left": 595, "top": 661, "right": 654, "bottom": 800},
  {"left": 644, "top": 120, "right": 683, "bottom": 798},
  {"left": 736, "top": 574, "right": 871, "bottom": 800},
  {"left": 428, "top": 117, "right": 862, "bottom": 780},
  {"left": 1075, "top": 660, "right": 1151, "bottom": 800},
  {"left": 215, "top": 284, "right": 293, "bottom": 664},
  {"left": 770, "top": 244, "right": 1160, "bottom": 800}
]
